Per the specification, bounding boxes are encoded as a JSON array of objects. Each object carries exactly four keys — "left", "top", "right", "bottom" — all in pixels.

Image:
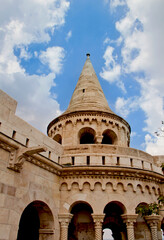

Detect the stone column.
[
  {"left": 145, "top": 215, "right": 161, "bottom": 240},
  {"left": 121, "top": 214, "right": 138, "bottom": 240},
  {"left": 58, "top": 213, "right": 73, "bottom": 240},
  {"left": 92, "top": 214, "right": 105, "bottom": 240}
]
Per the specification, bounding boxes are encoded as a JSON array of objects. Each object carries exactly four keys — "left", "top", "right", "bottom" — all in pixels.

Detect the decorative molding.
[
  {"left": 60, "top": 178, "right": 161, "bottom": 194},
  {"left": 47, "top": 110, "right": 131, "bottom": 134}
]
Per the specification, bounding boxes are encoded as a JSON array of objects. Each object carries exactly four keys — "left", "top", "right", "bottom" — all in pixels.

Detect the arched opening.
[
  {"left": 103, "top": 201, "right": 126, "bottom": 240},
  {"left": 134, "top": 202, "right": 151, "bottom": 240},
  {"left": 17, "top": 201, "right": 54, "bottom": 240},
  {"left": 54, "top": 134, "right": 62, "bottom": 144},
  {"left": 102, "top": 130, "right": 118, "bottom": 145},
  {"left": 79, "top": 127, "right": 96, "bottom": 144},
  {"left": 68, "top": 202, "right": 94, "bottom": 240}
]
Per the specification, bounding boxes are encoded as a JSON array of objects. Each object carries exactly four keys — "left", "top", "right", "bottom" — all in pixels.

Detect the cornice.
[
  {"left": 47, "top": 110, "right": 131, "bottom": 133},
  {"left": 60, "top": 166, "right": 164, "bottom": 184}
]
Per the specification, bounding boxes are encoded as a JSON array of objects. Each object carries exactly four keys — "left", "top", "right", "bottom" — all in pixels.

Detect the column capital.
[
  {"left": 121, "top": 214, "right": 138, "bottom": 226},
  {"left": 92, "top": 214, "right": 105, "bottom": 224},
  {"left": 145, "top": 215, "right": 161, "bottom": 227},
  {"left": 58, "top": 213, "right": 73, "bottom": 226}
]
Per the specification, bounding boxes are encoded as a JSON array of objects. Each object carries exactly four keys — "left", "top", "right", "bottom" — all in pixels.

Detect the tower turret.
[{"left": 47, "top": 54, "right": 131, "bottom": 157}]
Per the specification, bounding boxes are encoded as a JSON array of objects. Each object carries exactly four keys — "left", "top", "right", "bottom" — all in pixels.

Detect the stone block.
[
  {"left": 0, "top": 224, "right": 11, "bottom": 239},
  {"left": 0, "top": 208, "right": 9, "bottom": 223}
]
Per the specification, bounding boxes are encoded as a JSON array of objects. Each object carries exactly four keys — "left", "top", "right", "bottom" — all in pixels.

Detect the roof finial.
[{"left": 86, "top": 53, "right": 90, "bottom": 58}]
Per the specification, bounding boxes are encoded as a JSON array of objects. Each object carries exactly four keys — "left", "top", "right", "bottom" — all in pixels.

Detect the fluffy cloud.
[
  {"left": 103, "top": 0, "right": 164, "bottom": 154},
  {"left": 115, "top": 96, "right": 139, "bottom": 118},
  {"left": 100, "top": 46, "right": 125, "bottom": 92},
  {"left": 0, "top": 0, "right": 70, "bottom": 132},
  {"left": 40, "top": 47, "right": 65, "bottom": 74}
]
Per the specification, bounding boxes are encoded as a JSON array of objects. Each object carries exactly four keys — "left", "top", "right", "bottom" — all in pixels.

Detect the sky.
[{"left": 0, "top": 0, "right": 164, "bottom": 155}]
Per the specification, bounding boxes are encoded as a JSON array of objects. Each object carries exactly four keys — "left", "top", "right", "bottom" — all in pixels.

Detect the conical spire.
[{"left": 64, "top": 54, "right": 113, "bottom": 114}]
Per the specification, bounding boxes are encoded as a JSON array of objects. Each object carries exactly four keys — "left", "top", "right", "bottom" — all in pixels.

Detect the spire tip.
[{"left": 86, "top": 53, "right": 90, "bottom": 58}]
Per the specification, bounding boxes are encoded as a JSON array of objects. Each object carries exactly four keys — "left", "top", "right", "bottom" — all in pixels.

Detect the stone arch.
[
  {"left": 83, "top": 181, "right": 91, "bottom": 191},
  {"left": 17, "top": 200, "right": 54, "bottom": 240},
  {"left": 101, "top": 129, "right": 118, "bottom": 145},
  {"left": 78, "top": 127, "right": 96, "bottom": 144},
  {"left": 68, "top": 201, "right": 94, "bottom": 240},
  {"left": 103, "top": 201, "right": 127, "bottom": 240},
  {"left": 53, "top": 134, "right": 62, "bottom": 144},
  {"left": 71, "top": 182, "right": 79, "bottom": 191},
  {"left": 116, "top": 182, "right": 125, "bottom": 192},
  {"left": 136, "top": 184, "right": 144, "bottom": 193},
  {"left": 145, "top": 185, "right": 151, "bottom": 194},
  {"left": 94, "top": 181, "right": 102, "bottom": 191},
  {"left": 60, "top": 182, "right": 68, "bottom": 191}
]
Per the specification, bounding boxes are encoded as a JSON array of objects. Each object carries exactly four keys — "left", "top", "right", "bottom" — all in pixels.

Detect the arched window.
[
  {"left": 78, "top": 127, "right": 96, "bottom": 144},
  {"left": 102, "top": 129, "right": 118, "bottom": 145},
  {"left": 53, "top": 134, "right": 62, "bottom": 144}
]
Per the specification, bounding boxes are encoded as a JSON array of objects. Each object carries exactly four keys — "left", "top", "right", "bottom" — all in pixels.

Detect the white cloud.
[
  {"left": 115, "top": 96, "right": 139, "bottom": 118},
  {"left": 103, "top": 0, "right": 164, "bottom": 154},
  {"left": 100, "top": 46, "right": 125, "bottom": 92},
  {"left": 40, "top": 46, "right": 65, "bottom": 74},
  {"left": 66, "top": 30, "right": 72, "bottom": 41},
  {"left": 145, "top": 134, "right": 164, "bottom": 155},
  {"left": 0, "top": 0, "right": 70, "bottom": 133}
]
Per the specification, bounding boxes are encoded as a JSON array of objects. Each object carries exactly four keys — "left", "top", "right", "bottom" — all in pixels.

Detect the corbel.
[{"left": 8, "top": 145, "right": 47, "bottom": 172}]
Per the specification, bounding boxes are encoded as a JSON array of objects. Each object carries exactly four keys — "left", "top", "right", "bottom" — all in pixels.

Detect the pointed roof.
[{"left": 64, "top": 54, "right": 113, "bottom": 114}]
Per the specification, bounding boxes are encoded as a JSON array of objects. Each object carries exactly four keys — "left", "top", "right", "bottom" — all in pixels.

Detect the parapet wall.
[
  {"left": 0, "top": 90, "right": 63, "bottom": 163},
  {"left": 61, "top": 144, "right": 163, "bottom": 174}
]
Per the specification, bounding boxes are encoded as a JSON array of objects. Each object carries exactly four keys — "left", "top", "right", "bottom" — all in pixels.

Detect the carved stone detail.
[
  {"left": 58, "top": 213, "right": 73, "bottom": 240},
  {"left": 8, "top": 145, "right": 47, "bottom": 172},
  {"left": 92, "top": 214, "right": 105, "bottom": 240},
  {"left": 121, "top": 214, "right": 138, "bottom": 240},
  {"left": 145, "top": 215, "right": 161, "bottom": 240}
]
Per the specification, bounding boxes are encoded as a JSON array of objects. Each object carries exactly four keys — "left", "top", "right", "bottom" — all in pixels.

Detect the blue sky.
[{"left": 0, "top": 0, "right": 164, "bottom": 155}]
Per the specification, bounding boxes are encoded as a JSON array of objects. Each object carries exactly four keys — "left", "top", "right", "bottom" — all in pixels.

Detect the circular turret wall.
[{"left": 47, "top": 111, "right": 131, "bottom": 147}]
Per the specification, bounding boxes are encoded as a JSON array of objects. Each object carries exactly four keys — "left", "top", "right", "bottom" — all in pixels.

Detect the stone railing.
[{"left": 62, "top": 145, "right": 162, "bottom": 174}]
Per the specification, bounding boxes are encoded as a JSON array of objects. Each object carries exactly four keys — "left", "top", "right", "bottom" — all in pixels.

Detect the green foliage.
[
  {"left": 136, "top": 195, "right": 164, "bottom": 217},
  {"left": 160, "top": 163, "right": 164, "bottom": 171}
]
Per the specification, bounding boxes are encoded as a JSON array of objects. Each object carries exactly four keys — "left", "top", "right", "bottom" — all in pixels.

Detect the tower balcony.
[{"left": 60, "top": 144, "right": 163, "bottom": 175}]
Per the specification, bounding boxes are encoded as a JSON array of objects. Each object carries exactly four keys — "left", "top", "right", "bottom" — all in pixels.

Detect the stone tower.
[
  {"left": 0, "top": 54, "right": 163, "bottom": 240},
  {"left": 48, "top": 53, "right": 130, "bottom": 149}
]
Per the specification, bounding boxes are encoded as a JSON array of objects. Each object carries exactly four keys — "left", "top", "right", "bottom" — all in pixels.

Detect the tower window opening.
[
  {"left": 79, "top": 127, "right": 96, "bottom": 144},
  {"left": 72, "top": 156, "right": 75, "bottom": 165},
  {"left": 141, "top": 160, "right": 144, "bottom": 169},
  {"left": 87, "top": 156, "right": 90, "bottom": 165},
  {"left": 48, "top": 151, "right": 51, "bottom": 159},
  {"left": 116, "top": 157, "right": 120, "bottom": 166},
  {"left": 53, "top": 134, "right": 62, "bottom": 144},
  {"left": 102, "top": 156, "right": 105, "bottom": 165},
  {"left": 58, "top": 156, "right": 60, "bottom": 164},
  {"left": 12, "top": 130, "right": 16, "bottom": 139},
  {"left": 26, "top": 138, "right": 29, "bottom": 147},
  {"left": 102, "top": 129, "right": 118, "bottom": 145},
  {"left": 82, "top": 89, "right": 85, "bottom": 93},
  {"left": 130, "top": 158, "right": 133, "bottom": 167}
]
